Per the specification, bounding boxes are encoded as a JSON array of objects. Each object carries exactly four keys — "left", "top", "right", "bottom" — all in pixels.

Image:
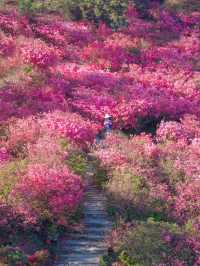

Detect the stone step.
[
  {"left": 84, "top": 212, "right": 108, "bottom": 219},
  {"left": 85, "top": 192, "right": 102, "bottom": 196},
  {"left": 72, "top": 227, "right": 109, "bottom": 236},
  {"left": 84, "top": 209, "right": 107, "bottom": 214},
  {"left": 84, "top": 216, "right": 112, "bottom": 224},
  {"left": 84, "top": 202, "right": 106, "bottom": 208},
  {"left": 85, "top": 227, "right": 111, "bottom": 234},
  {"left": 60, "top": 254, "right": 100, "bottom": 264},
  {"left": 86, "top": 188, "right": 100, "bottom": 191},
  {"left": 85, "top": 191, "right": 105, "bottom": 196},
  {"left": 61, "top": 239, "right": 106, "bottom": 248},
  {"left": 70, "top": 233, "right": 105, "bottom": 241},
  {"left": 84, "top": 207, "right": 106, "bottom": 212},
  {"left": 61, "top": 245, "right": 107, "bottom": 254},
  {"left": 85, "top": 199, "right": 107, "bottom": 203},
  {"left": 56, "top": 262, "right": 98, "bottom": 266},
  {"left": 85, "top": 190, "right": 101, "bottom": 193}
]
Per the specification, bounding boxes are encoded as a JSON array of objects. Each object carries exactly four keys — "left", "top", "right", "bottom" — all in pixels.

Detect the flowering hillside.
[{"left": 0, "top": 0, "right": 199, "bottom": 265}]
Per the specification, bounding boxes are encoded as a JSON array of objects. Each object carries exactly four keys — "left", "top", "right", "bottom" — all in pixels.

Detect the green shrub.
[
  {"left": 18, "top": 0, "right": 151, "bottom": 28},
  {"left": 77, "top": 0, "right": 129, "bottom": 28},
  {"left": 112, "top": 219, "right": 196, "bottom": 266},
  {"left": 0, "top": 247, "right": 28, "bottom": 266},
  {"left": 69, "top": 0, "right": 152, "bottom": 28},
  {"left": 18, "top": 0, "right": 76, "bottom": 17},
  {"left": 18, "top": 0, "right": 58, "bottom": 15},
  {"left": 18, "top": 0, "right": 35, "bottom": 15}
]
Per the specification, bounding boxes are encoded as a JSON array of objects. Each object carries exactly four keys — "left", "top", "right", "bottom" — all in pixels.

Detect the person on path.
[
  {"left": 95, "top": 114, "right": 113, "bottom": 145},
  {"left": 103, "top": 114, "right": 112, "bottom": 135}
]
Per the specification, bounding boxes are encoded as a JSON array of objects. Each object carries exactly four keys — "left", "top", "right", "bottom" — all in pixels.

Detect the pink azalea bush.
[
  {"left": 0, "top": 33, "right": 15, "bottom": 56},
  {"left": 21, "top": 40, "right": 59, "bottom": 68},
  {"left": 40, "top": 111, "right": 98, "bottom": 149},
  {"left": 0, "top": 11, "right": 19, "bottom": 34},
  {"left": 12, "top": 164, "right": 84, "bottom": 226}
]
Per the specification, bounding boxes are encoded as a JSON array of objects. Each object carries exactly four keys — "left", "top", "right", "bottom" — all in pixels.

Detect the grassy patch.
[{"left": 0, "top": 159, "right": 28, "bottom": 203}]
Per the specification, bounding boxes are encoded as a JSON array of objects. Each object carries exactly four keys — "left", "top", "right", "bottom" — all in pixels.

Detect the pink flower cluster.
[
  {"left": 0, "top": 147, "right": 9, "bottom": 165},
  {"left": 82, "top": 41, "right": 134, "bottom": 71},
  {"left": 0, "top": 34, "right": 15, "bottom": 56},
  {"left": 21, "top": 40, "right": 58, "bottom": 68},
  {"left": 40, "top": 111, "right": 98, "bottom": 148},
  {"left": 33, "top": 22, "right": 67, "bottom": 46},
  {"left": 0, "top": 11, "right": 19, "bottom": 34},
  {"left": 12, "top": 164, "right": 84, "bottom": 225},
  {"left": 157, "top": 115, "right": 200, "bottom": 143}
]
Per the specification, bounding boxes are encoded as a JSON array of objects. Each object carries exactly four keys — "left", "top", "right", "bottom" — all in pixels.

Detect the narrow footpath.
[{"left": 54, "top": 167, "right": 113, "bottom": 266}]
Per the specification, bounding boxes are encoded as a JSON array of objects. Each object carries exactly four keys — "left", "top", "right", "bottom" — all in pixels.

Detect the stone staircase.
[{"left": 54, "top": 170, "right": 113, "bottom": 266}]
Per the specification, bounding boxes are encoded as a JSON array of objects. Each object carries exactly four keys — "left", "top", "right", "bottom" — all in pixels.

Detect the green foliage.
[
  {"left": 0, "top": 1, "right": 5, "bottom": 9},
  {"left": 46, "top": 224, "right": 59, "bottom": 242},
  {"left": 0, "top": 159, "right": 28, "bottom": 202},
  {"left": 64, "top": 0, "right": 128, "bottom": 28},
  {"left": 68, "top": 0, "right": 152, "bottom": 28},
  {"left": 18, "top": 0, "right": 35, "bottom": 15},
  {"left": 114, "top": 219, "right": 195, "bottom": 266},
  {"left": 159, "top": 156, "right": 186, "bottom": 188},
  {"left": 17, "top": 0, "right": 151, "bottom": 27},
  {"left": 91, "top": 158, "right": 108, "bottom": 187},
  {"left": 61, "top": 138, "right": 87, "bottom": 177},
  {"left": 0, "top": 246, "right": 28, "bottom": 266},
  {"left": 99, "top": 255, "right": 114, "bottom": 266},
  {"left": 66, "top": 151, "right": 88, "bottom": 177},
  {"left": 18, "top": 0, "right": 76, "bottom": 18}
]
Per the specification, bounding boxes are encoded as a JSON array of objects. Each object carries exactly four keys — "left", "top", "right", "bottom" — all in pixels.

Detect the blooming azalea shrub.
[
  {"left": 157, "top": 115, "right": 200, "bottom": 143},
  {"left": 0, "top": 33, "right": 15, "bottom": 56},
  {"left": 21, "top": 40, "right": 58, "bottom": 68},
  {"left": 0, "top": 12, "right": 19, "bottom": 34},
  {"left": 40, "top": 111, "right": 98, "bottom": 149},
  {"left": 33, "top": 22, "right": 66, "bottom": 46},
  {"left": 12, "top": 164, "right": 84, "bottom": 226},
  {"left": 8, "top": 117, "right": 41, "bottom": 148},
  {"left": 82, "top": 42, "right": 134, "bottom": 72}
]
